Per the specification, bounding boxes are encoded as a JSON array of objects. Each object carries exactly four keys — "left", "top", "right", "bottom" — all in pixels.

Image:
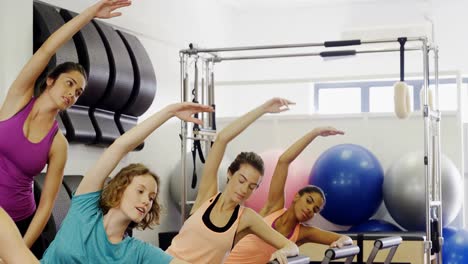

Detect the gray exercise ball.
[
  {"left": 383, "top": 151, "right": 462, "bottom": 231},
  {"left": 169, "top": 152, "right": 231, "bottom": 214}
]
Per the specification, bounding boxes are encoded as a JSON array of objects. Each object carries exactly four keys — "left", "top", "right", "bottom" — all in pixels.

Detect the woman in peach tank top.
[
  {"left": 224, "top": 127, "right": 353, "bottom": 264},
  {"left": 166, "top": 98, "right": 300, "bottom": 264}
]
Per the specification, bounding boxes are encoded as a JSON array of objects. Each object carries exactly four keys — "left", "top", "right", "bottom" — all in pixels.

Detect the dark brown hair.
[
  {"left": 36, "top": 62, "right": 87, "bottom": 96},
  {"left": 228, "top": 151, "right": 264, "bottom": 176}
]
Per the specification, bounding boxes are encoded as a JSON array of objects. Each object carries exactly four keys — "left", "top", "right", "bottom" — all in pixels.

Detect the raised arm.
[
  {"left": 191, "top": 98, "right": 294, "bottom": 213},
  {"left": 260, "top": 127, "right": 344, "bottom": 216},
  {"left": 240, "top": 208, "right": 299, "bottom": 264},
  {"left": 75, "top": 103, "right": 213, "bottom": 196},
  {"left": 3, "top": 0, "right": 131, "bottom": 107}
]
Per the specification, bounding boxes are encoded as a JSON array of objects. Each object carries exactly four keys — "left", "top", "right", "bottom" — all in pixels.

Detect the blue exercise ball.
[
  {"left": 309, "top": 144, "right": 384, "bottom": 226},
  {"left": 443, "top": 228, "right": 468, "bottom": 264},
  {"left": 443, "top": 226, "right": 458, "bottom": 241},
  {"left": 349, "top": 219, "right": 402, "bottom": 232}
]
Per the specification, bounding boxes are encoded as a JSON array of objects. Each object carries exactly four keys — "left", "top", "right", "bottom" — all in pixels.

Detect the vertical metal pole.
[
  {"left": 208, "top": 60, "right": 215, "bottom": 128},
  {"left": 201, "top": 59, "right": 206, "bottom": 127},
  {"left": 456, "top": 71, "right": 466, "bottom": 228},
  {"left": 206, "top": 60, "right": 217, "bottom": 189},
  {"left": 433, "top": 46, "right": 443, "bottom": 264},
  {"left": 180, "top": 53, "right": 188, "bottom": 223},
  {"left": 422, "top": 39, "right": 433, "bottom": 264}
]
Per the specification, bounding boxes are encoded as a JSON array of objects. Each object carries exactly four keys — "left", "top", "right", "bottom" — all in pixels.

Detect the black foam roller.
[
  {"left": 116, "top": 30, "right": 157, "bottom": 116},
  {"left": 92, "top": 20, "right": 134, "bottom": 111},
  {"left": 60, "top": 9, "right": 110, "bottom": 107}
]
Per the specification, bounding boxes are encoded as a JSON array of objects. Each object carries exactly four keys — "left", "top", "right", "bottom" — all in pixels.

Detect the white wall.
[{"left": 0, "top": 1, "right": 33, "bottom": 104}]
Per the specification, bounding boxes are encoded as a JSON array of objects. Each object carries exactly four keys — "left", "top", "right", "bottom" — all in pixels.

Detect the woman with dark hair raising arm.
[
  {"left": 224, "top": 127, "right": 353, "bottom": 264},
  {"left": 0, "top": 0, "right": 131, "bottom": 257}
]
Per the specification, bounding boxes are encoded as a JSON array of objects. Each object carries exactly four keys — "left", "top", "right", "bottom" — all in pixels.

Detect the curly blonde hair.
[{"left": 99, "top": 163, "right": 161, "bottom": 230}]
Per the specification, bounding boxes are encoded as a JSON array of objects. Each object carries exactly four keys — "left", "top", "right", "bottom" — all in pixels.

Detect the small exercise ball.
[
  {"left": 245, "top": 150, "right": 310, "bottom": 212},
  {"left": 383, "top": 152, "right": 462, "bottom": 231},
  {"left": 348, "top": 219, "right": 402, "bottom": 232},
  {"left": 443, "top": 229, "right": 468, "bottom": 264},
  {"left": 169, "top": 152, "right": 231, "bottom": 213},
  {"left": 309, "top": 144, "right": 384, "bottom": 226}
]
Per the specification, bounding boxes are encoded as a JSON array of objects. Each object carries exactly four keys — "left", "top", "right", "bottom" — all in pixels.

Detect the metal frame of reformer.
[
  {"left": 178, "top": 37, "right": 443, "bottom": 264},
  {"left": 268, "top": 245, "right": 360, "bottom": 264},
  {"left": 366, "top": 236, "right": 403, "bottom": 264}
]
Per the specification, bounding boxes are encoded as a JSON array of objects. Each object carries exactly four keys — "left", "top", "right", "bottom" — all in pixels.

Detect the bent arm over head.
[{"left": 192, "top": 97, "right": 295, "bottom": 214}]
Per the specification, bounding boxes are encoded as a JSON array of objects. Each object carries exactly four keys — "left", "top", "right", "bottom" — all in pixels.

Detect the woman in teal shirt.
[{"left": 0, "top": 102, "right": 213, "bottom": 264}]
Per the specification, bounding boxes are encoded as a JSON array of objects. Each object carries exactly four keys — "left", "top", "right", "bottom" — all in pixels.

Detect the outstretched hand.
[
  {"left": 263, "top": 97, "right": 295, "bottom": 114},
  {"left": 167, "top": 102, "right": 214, "bottom": 125},
  {"left": 313, "top": 126, "right": 345, "bottom": 137},
  {"left": 330, "top": 236, "right": 353, "bottom": 248},
  {"left": 94, "top": 0, "right": 132, "bottom": 19}
]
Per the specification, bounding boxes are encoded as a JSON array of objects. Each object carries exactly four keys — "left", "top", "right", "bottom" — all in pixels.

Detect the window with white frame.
[
  {"left": 315, "top": 78, "right": 466, "bottom": 115},
  {"left": 318, "top": 87, "right": 361, "bottom": 114},
  {"left": 369, "top": 85, "right": 414, "bottom": 113}
]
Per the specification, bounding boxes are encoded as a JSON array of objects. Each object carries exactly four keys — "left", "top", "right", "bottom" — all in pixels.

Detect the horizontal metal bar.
[
  {"left": 375, "top": 236, "right": 403, "bottom": 249},
  {"left": 184, "top": 136, "right": 213, "bottom": 142},
  {"left": 180, "top": 37, "right": 426, "bottom": 54},
  {"left": 216, "top": 47, "right": 421, "bottom": 61},
  {"left": 360, "top": 37, "right": 425, "bottom": 45},
  {"left": 325, "top": 245, "right": 360, "bottom": 259},
  {"left": 358, "top": 47, "right": 421, "bottom": 54}
]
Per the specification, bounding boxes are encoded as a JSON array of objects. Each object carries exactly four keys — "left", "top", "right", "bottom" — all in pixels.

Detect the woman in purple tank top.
[{"left": 0, "top": 0, "right": 131, "bottom": 258}]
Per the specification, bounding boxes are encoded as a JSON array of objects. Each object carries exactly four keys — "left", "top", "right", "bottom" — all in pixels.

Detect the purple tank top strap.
[{"left": 43, "top": 121, "right": 59, "bottom": 144}]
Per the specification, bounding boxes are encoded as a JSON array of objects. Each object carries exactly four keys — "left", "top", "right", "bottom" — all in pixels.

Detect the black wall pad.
[
  {"left": 92, "top": 20, "right": 134, "bottom": 112},
  {"left": 35, "top": 173, "right": 71, "bottom": 230},
  {"left": 116, "top": 114, "right": 144, "bottom": 151},
  {"left": 117, "top": 30, "right": 157, "bottom": 117},
  {"left": 60, "top": 105, "right": 96, "bottom": 144},
  {"left": 33, "top": 177, "right": 57, "bottom": 254},
  {"left": 91, "top": 108, "right": 121, "bottom": 145},
  {"left": 116, "top": 113, "right": 138, "bottom": 134},
  {"left": 33, "top": 1, "right": 79, "bottom": 77},
  {"left": 59, "top": 10, "right": 110, "bottom": 107},
  {"left": 56, "top": 114, "right": 68, "bottom": 137},
  {"left": 58, "top": 111, "right": 74, "bottom": 141},
  {"left": 62, "top": 175, "right": 84, "bottom": 197}
]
